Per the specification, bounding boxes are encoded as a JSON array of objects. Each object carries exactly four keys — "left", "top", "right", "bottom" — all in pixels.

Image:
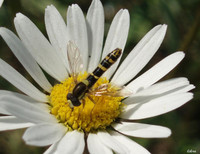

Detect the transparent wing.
[
  {"left": 88, "top": 83, "right": 133, "bottom": 98},
  {"left": 67, "top": 41, "right": 84, "bottom": 83}
]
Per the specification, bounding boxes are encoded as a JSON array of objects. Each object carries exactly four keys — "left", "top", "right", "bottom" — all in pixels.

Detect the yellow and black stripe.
[
  {"left": 86, "top": 48, "right": 122, "bottom": 88},
  {"left": 67, "top": 48, "right": 122, "bottom": 108},
  {"left": 67, "top": 48, "right": 122, "bottom": 107}
]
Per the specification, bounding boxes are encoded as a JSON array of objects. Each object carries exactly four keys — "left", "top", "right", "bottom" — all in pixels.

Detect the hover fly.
[{"left": 66, "top": 41, "right": 131, "bottom": 108}]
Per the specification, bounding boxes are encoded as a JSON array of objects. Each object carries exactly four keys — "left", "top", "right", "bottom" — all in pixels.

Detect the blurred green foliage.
[{"left": 0, "top": 0, "right": 200, "bottom": 153}]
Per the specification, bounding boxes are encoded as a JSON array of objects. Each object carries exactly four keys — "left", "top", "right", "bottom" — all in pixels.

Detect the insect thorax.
[{"left": 73, "top": 80, "right": 89, "bottom": 99}]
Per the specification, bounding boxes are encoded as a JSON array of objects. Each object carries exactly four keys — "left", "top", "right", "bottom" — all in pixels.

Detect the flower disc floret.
[{"left": 49, "top": 72, "right": 123, "bottom": 132}]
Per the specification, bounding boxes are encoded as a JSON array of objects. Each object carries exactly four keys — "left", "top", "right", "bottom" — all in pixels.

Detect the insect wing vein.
[
  {"left": 88, "top": 83, "right": 133, "bottom": 97},
  {"left": 67, "top": 41, "right": 84, "bottom": 83}
]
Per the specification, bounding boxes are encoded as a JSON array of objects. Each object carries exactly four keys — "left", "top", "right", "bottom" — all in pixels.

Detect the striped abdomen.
[{"left": 86, "top": 48, "right": 122, "bottom": 88}]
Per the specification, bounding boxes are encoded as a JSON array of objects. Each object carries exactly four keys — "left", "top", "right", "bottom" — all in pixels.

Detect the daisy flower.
[{"left": 0, "top": 0, "right": 194, "bottom": 153}]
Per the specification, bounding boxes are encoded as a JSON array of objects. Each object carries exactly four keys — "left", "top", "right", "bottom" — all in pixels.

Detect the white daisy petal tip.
[
  {"left": 45, "top": 4, "right": 57, "bottom": 12},
  {"left": 123, "top": 8, "right": 129, "bottom": 14},
  {"left": 154, "top": 24, "right": 167, "bottom": 35},
  {"left": 158, "top": 24, "right": 167, "bottom": 36},
  {"left": 165, "top": 128, "right": 172, "bottom": 138},
  {"left": 71, "top": 4, "right": 79, "bottom": 9},
  {"left": 170, "top": 51, "right": 185, "bottom": 64},
  {"left": 153, "top": 126, "right": 172, "bottom": 138},
  {"left": 15, "top": 12, "right": 25, "bottom": 19},
  {"left": 117, "top": 8, "right": 130, "bottom": 19},
  {"left": 158, "top": 24, "right": 167, "bottom": 33},
  {"left": 176, "top": 51, "right": 185, "bottom": 57},
  {"left": 14, "top": 13, "right": 26, "bottom": 24},
  {"left": 46, "top": 4, "right": 53, "bottom": 8},
  {"left": 190, "top": 84, "right": 196, "bottom": 90},
  {"left": 162, "top": 23, "right": 168, "bottom": 28},
  {"left": 92, "top": 0, "right": 102, "bottom": 5},
  {"left": 189, "top": 92, "right": 194, "bottom": 99},
  {"left": 45, "top": 6, "right": 51, "bottom": 11},
  {"left": 155, "top": 126, "right": 172, "bottom": 138},
  {"left": 160, "top": 24, "right": 167, "bottom": 35},
  {"left": 121, "top": 9, "right": 130, "bottom": 20}
]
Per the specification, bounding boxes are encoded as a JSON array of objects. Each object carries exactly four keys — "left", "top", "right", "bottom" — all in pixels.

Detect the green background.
[{"left": 0, "top": 0, "right": 200, "bottom": 153}]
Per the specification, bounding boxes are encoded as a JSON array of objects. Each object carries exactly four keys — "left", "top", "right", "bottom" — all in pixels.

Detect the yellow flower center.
[{"left": 49, "top": 72, "right": 123, "bottom": 132}]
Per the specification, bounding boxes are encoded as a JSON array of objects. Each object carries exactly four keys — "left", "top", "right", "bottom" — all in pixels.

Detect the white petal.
[
  {"left": 121, "top": 92, "right": 193, "bottom": 120},
  {"left": 86, "top": 0, "right": 104, "bottom": 72},
  {"left": 0, "top": 116, "right": 33, "bottom": 131},
  {"left": 14, "top": 13, "right": 68, "bottom": 81},
  {"left": 0, "top": 90, "right": 44, "bottom": 115},
  {"left": 112, "top": 25, "right": 167, "bottom": 86},
  {"left": 0, "top": 0, "right": 3, "bottom": 7},
  {"left": 0, "top": 91, "right": 11, "bottom": 115},
  {"left": 127, "top": 52, "right": 185, "bottom": 93},
  {"left": 0, "top": 27, "right": 52, "bottom": 92},
  {"left": 0, "top": 90, "right": 42, "bottom": 103},
  {"left": 67, "top": 4, "right": 88, "bottom": 71},
  {"left": 0, "top": 59, "right": 47, "bottom": 102},
  {"left": 125, "top": 77, "right": 194, "bottom": 104},
  {"left": 111, "top": 131, "right": 150, "bottom": 154},
  {"left": 97, "top": 131, "right": 129, "bottom": 154},
  {"left": 56, "top": 130, "right": 85, "bottom": 154},
  {"left": 45, "top": 5, "right": 69, "bottom": 71},
  {"left": 23, "top": 123, "right": 66, "bottom": 146},
  {"left": 44, "top": 142, "right": 59, "bottom": 154},
  {"left": 0, "top": 107, "right": 10, "bottom": 115},
  {"left": 132, "top": 77, "right": 191, "bottom": 96},
  {"left": 87, "top": 133, "right": 112, "bottom": 154},
  {"left": 102, "top": 9, "right": 130, "bottom": 79},
  {"left": 0, "top": 95, "right": 56, "bottom": 123},
  {"left": 112, "top": 122, "right": 171, "bottom": 138}
]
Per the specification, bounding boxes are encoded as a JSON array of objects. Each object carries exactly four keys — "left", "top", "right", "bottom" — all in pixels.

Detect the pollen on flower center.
[{"left": 49, "top": 72, "right": 123, "bottom": 132}]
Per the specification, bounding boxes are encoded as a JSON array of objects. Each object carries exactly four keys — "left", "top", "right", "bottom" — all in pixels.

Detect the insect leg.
[{"left": 87, "top": 95, "right": 96, "bottom": 105}]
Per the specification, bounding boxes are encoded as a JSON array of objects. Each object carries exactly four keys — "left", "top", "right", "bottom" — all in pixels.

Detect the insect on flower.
[{"left": 67, "top": 41, "right": 131, "bottom": 108}]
